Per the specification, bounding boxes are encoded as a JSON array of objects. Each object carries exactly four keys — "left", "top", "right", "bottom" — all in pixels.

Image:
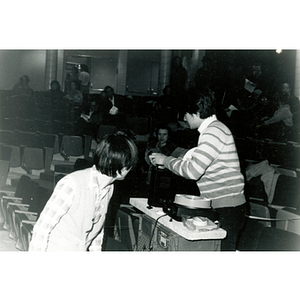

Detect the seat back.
[
  {"left": 7, "top": 145, "right": 21, "bottom": 168},
  {"left": 272, "top": 175, "right": 300, "bottom": 209},
  {"left": 21, "top": 147, "right": 45, "bottom": 173},
  {"left": 40, "top": 132, "right": 59, "bottom": 154},
  {"left": 256, "top": 227, "right": 300, "bottom": 251},
  {"left": 0, "top": 144, "right": 12, "bottom": 161},
  {"left": 276, "top": 208, "right": 300, "bottom": 236},
  {"left": 115, "top": 206, "right": 140, "bottom": 250},
  {"left": 15, "top": 118, "right": 37, "bottom": 132},
  {"left": 96, "top": 125, "right": 117, "bottom": 142},
  {"left": 29, "top": 186, "right": 53, "bottom": 217},
  {"left": 0, "top": 160, "right": 10, "bottom": 188},
  {"left": 20, "top": 222, "right": 34, "bottom": 251},
  {"left": 130, "top": 117, "right": 150, "bottom": 135},
  {"left": 14, "top": 175, "right": 31, "bottom": 198},
  {"left": 249, "top": 201, "right": 272, "bottom": 227},
  {"left": 73, "top": 158, "right": 94, "bottom": 172},
  {"left": 60, "top": 135, "right": 83, "bottom": 160}
]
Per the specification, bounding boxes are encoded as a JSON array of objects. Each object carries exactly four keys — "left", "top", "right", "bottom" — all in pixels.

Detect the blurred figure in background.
[
  {"left": 64, "top": 80, "right": 83, "bottom": 107},
  {"left": 12, "top": 75, "right": 34, "bottom": 97},
  {"left": 256, "top": 92, "right": 294, "bottom": 141},
  {"left": 48, "top": 80, "right": 64, "bottom": 107},
  {"left": 170, "top": 56, "right": 188, "bottom": 120},
  {"left": 79, "top": 64, "right": 91, "bottom": 104},
  {"left": 65, "top": 66, "right": 79, "bottom": 94}
]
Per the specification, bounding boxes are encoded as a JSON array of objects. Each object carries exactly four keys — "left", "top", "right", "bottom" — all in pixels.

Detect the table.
[{"left": 129, "top": 198, "right": 227, "bottom": 251}]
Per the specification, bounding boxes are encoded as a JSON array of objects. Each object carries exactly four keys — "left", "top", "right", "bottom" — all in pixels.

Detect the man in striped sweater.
[{"left": 150, "top": 89, "right": 246, "bottom": 250}]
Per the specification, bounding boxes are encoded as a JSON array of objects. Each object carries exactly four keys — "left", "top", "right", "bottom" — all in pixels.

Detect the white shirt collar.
[{"left": 198, "top": 114, "right": 217, "bottom": 135}]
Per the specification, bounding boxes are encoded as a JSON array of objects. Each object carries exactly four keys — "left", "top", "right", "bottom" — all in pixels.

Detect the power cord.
[{"left": 149, "top": 214, "right": 167, "bottom": 251}]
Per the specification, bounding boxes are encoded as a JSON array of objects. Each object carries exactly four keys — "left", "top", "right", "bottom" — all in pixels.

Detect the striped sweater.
[{"left": 164, "top": 115, "right": 246, "bottom": 208}]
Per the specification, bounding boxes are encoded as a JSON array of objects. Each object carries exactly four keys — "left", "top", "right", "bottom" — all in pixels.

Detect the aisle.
[{"left": 0, "top": 229, "right": 19, "bottom": 251}]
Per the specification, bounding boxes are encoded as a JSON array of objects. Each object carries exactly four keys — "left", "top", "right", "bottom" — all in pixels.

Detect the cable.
[{"left": 149, "top": 214, "right": 167, "bottom": 251}]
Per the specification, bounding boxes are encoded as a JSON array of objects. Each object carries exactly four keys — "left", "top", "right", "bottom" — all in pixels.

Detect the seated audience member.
[
  {"left": 12, "top": 75, "right": 34, "bottom": 97},
  {"left": 145, "top": 124, "right": 178, "bottom": 184},
  {"left": 75, "top": 99, "right": 102, "bottom": 137},
  {"left": 29, "top": 132, "right": 138, "bottom": 251},
  {"left": 281, "top": 83, "right": 300, "bottom": 126},
  {"left": 64, "top": 80, "right": 83, "bottom": 107},
  {"left": 245, "top": 95, "right": 276, "bottom": 137},
  {"left": 63, "top": 80, "right": 83, "bottom": 123},
  {"left": 145, "top": 124, "right": 177, "bottom": 164},
  {"left": 48, "top": 80, "right": 65, "bottom": 107},
  {"left": 237, "top": 61, "right": 275, "bottom": 113},
  {"left": 256, "top": 93, "right": 293, "bottom": 140},
  {"left": 100, "top": 87, "right": 128, "bottom": 130},
  {"left": 104, "top": 86, "right": 122, "bottom": 114}
]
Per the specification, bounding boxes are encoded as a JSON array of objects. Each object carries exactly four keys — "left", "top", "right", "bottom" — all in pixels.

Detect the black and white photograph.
[{"left": 0, "top": 1, "right": 299, "bottom": 299}]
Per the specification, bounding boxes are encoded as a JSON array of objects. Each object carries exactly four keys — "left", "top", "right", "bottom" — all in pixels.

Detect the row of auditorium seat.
[
  {"left": 0, "top": 91, "right": 158, "bottom": 121},
  {"left": 0, "top": 129, "right": 94, "bottom": 175},
  {"left": 0, "top": 117, "right": 76, "bottom": 135},
  {"left": 237, "top": 163, "right": 300, "bottom": 251},
  {"left": 235, "top": 136, "right": 300, "bottom": 170},
  {"left": 0, "top": 175, "right": 53, "bottom": 250},
  {"left": 1, "top": 162, "right": 300, "bottom": 251}
]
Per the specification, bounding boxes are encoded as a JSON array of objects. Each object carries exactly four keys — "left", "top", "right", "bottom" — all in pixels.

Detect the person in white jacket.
[{"left": 29, "top": 133, "right": 138, "bottom": 251}]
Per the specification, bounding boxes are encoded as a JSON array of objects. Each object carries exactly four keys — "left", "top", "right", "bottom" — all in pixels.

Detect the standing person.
[
  {"left": 150, "top": 89, "right": 246, "bottom": 251},
  {"left": 29, "top": 133, "right": 138, "bottom": 251},
  {"left": 170, "top": 56, "right": 188, "bottom": 120},
  {"left": 65, "top": 66, "right": 79, "bottom": 94},
  {"left": 194, "top": 56, "right": 213, "bottom": 90},
  {"left": 79, "top": 64, "right": 91, "bottom": 104}
]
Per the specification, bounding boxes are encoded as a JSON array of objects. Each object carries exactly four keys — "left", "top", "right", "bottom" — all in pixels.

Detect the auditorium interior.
[{"left": 0, "top": 49, "right": 300, "bottom": 251}]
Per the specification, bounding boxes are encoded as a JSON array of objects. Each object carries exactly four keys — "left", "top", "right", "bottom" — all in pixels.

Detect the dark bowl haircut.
[
  {"left": 94, "top": 133, "right": 138, "bottom": 178},
  {"left": 186, "top": 88, "right": 216, "bottom": 119}
]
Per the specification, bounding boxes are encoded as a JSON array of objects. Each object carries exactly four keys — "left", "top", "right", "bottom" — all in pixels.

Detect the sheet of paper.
[{"left": 244, "top": 78, "right": 256, "bottom": 93}]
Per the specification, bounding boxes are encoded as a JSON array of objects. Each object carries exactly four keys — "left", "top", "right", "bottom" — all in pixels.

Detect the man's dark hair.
[
  {"left": 80, "top": 64, "right": 89, "bottom": 72},
  {"left": 104, "top": 86, "right": 113, "bottom": 93},
  {"left": 94, "top": 132, "right": 138, "bottom": 177},
  {"left": 186, "top": 88, "right": 216, "bottom": 119}
]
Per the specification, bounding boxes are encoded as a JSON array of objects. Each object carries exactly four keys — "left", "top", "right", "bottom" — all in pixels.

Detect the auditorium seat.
[
  {"left": 1, "top": 178, "right": 38, "bottom": 237},
  {"left": 96, "top": 125, "right": 117, "bottom": 142},
  {"left": 256, "top": 227, "right": 300, "bottom": 251},
  {"left": 12, "top": 185, "right": 52, "bottom": 250},
  {"left": 0, "top": 175, "right": 31, "bottom": 225},
  {"left": 60, "top": 135, "right": 84, "bottom": 161},
  {"left": 19, "top": 221, "right": 34, "bottom": 251},
  {"left": 15, "top": 117, "right": 37, "bottom": 132},
  {"left": 0, "top": 160, "right": 10, "bottom": 191}
]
